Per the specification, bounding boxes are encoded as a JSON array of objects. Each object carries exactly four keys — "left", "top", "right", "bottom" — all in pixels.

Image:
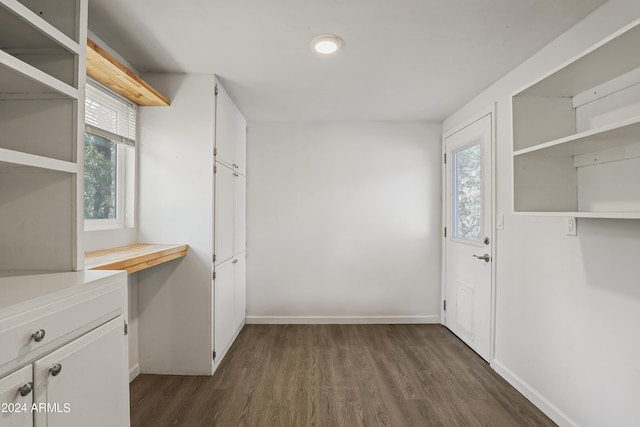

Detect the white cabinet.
[
  {"left": 233, "top": 253, "right": 246, "bottom": 332},
  {"left": 0, "top": 366, "right": 33, "bottom": 427},
  {"left": 214, "top": 253, "right": 247, "bottom": 359},
  {"left": 0, "top": 0, "right": 87, "bottom": 272},
  {"left": 215, "top": 84, "right": 247, "bottom": 175},
  {"left": 138, "top": 75, "right": 246, "bottom": 375},
  {"left": 512, "top": 19, "right": 640, "bottom": 218},
  {"left": 0, "top": 271, "right": 129, "bottom": 427},
  {"left": 33, "top": 318, "right": 128, "bottom": 427}
]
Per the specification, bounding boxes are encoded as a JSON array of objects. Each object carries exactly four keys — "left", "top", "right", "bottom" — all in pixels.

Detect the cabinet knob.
[
  {"left": 18, "top": 382, "right": 33, "bottom": 397},
  {"left": 232, "top": 259, "right": 238, "bottom": 264},
  {"left": 31, "top": 329, "right": 46, "bottom": 342},
  {"left": 49, "top": 363, "right": 62, "bottom": 377}
]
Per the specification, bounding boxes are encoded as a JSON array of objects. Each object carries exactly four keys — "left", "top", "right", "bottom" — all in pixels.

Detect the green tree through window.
[{"left": 84, "top": 133, "right": 117, "bottom": 219}]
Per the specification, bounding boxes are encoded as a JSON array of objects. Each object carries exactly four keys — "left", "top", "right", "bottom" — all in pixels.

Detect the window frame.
[{"left": 83, "top": 79, "right": 136, "bottom": 232}]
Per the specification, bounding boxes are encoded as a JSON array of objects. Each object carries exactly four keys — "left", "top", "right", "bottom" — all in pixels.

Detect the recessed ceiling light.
[{"left": 311, "top": 35, "right": 343, "bottom": 55}]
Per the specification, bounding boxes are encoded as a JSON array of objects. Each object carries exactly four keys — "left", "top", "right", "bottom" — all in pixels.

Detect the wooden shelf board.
[
  {"left": 513, "top": 115, "right": 640, "bottom": 158},
  {"left": 86, "top": 39, "right": 170, "bottom": 107},
  {"left": 85, "top": 243, "right": 188, "bottom": 274}
]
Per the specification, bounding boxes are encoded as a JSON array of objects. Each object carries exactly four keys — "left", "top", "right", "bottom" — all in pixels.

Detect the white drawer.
[{"left": 0, "top": 285, "right": 122, "bottom": 371}]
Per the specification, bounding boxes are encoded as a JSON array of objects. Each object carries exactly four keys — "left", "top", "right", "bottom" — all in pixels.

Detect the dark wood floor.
[{"left": 130, "top": 324, "right": 555, "bottom": 426}]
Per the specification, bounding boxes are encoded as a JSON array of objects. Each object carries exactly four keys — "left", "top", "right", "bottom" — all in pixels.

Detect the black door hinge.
[
  {"left": 214, "top": 164, "right": 217, "bottom": 174},
  {"left": 124, "top": 321, "right": 128, "bottom": 336},
  {"left": 215, "top": 84, "right": 218, "bottom": 96},
  {"left": 443, "top": 153, "right": 447, "bottom": 164},
  {"left": 214, "top": 147, "right": 217, "bottom": 156},
  {"left": 213, "top": 271, "right": 216, "bottom": 280},
  {"left": 443, "top": 300, "right": 447, "bottom": 311},
  {"left": 444, "top": 227, "right": 447, "bottom": 238},
  {"left": 213, "top": 253, "right": 216, "bottom": 263},
  {"left": 213, "top": 351, "right": 217, "bottom": 360}
]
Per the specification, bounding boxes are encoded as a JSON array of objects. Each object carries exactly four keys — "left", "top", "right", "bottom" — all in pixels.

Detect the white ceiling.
[{"left": 88, "top": 0, "right": 606, "bottom": 121}]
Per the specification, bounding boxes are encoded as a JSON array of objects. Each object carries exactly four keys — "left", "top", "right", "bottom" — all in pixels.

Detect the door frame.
[{"left": 440, "top": 103, "right": 497, "bottom": 365}]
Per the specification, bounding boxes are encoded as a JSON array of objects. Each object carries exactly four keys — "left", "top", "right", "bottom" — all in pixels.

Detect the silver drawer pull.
[
  {"left": 49, "top": 364, "right": 62, "bottom": 377},
  {"left": 18, "top": 382, "right": 33, "bottom": 397},
  {"left": 31, "top": 329, "right": 46, "bottom": 342}
]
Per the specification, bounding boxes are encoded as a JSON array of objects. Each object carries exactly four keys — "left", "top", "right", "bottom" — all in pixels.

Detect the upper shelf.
[
  {"left": 516, "top": 18, "right": 640, "bottom": 98},
  {"left": 86, "top": 39, "right": 170, "bottom": 107},
  {"left": 0, "top": 148, "right": 79, "bottom": 173},
  {"left": 513, "top": 115, "right": 640, "bottom": 157}
]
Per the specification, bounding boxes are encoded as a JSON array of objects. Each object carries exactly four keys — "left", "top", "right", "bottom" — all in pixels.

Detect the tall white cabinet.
[
  {"left": 138, "top": 75, "right": 246, "bottom": 375},
  {"left": 0, "top": 0, "right": 86, "bottom": 272}
]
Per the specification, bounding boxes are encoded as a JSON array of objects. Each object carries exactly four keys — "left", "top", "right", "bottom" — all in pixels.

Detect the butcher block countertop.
[{"left": 85, "top": 243, "right": 188, "bottom": 274}]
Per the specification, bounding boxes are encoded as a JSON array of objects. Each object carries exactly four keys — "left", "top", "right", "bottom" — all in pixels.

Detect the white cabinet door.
[
  {"left": 233, "top": 174, "right": 246, "bottom": 255},
  {"left": 215, "top": 84, "right": 235, "bottom": 169},
  {"left": 234, "top": 254, "right": 246, "bottom": 332},
  {"left": 0, "top": 366, "right": 33, "bottom": 427},
  {"left": 33, "top": 318, "right": 129, "bottom": 427},
  {"left": 214, "top": 259, "right": 235, "bottom": 358},
  {"left": 235, "top": 110, "right": 247, "bottom": 176},
  {"left": 215, "top": 163, "right": 235, "bottom": 265}
]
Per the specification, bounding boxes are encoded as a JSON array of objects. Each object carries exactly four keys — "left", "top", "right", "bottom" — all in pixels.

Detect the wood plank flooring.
[{"left": 130, "top": 325, "right": 555, "bottom": 426}]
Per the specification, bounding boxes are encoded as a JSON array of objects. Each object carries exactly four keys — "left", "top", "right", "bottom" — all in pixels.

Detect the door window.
[{"left": 452, "top": 139, "right": 483, "bottom": 242}]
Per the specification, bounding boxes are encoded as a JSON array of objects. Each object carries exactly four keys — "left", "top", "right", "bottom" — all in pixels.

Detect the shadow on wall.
[{"left": 579, "top": 219, "right": 640, "bottom": 300}]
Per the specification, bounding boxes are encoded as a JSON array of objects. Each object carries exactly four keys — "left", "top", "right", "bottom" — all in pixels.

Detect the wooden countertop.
[{"left": 85, "top": 243, "right": 188, "bottom": 274}]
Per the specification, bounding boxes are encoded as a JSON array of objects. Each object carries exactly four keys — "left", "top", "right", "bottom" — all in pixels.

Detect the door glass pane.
[{"left": 453, "top": 139, "right": 482, "bottom": 241}]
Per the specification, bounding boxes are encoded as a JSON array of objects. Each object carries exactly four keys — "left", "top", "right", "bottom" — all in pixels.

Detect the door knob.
[
  {"left": 49, "top": 363, "right": 62, "bottom": 377},
  {"left": 18, "top": 382, "right": 33, "bottom": 397},
  {"left": 31, "top": 329, "right": 46, "bottom": 342},
  {"left": 473, "top": 254, "right": 491, "bottom": 262}
]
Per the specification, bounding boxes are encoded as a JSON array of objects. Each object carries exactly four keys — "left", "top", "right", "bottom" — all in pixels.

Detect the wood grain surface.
[
  {"left": 85, "top": 243, "right": 188, "bottom": 274},
  {"left": 87, "top": 39, "right": 170, "bottom": 106},
  {"left": 130, "top": 324, "right": 555, "bottom": 426}
]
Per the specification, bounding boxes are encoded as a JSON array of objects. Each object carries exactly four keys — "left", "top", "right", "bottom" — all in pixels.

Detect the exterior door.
[{"left": 444, "top": 112, "right": 493, "bottom": 362}]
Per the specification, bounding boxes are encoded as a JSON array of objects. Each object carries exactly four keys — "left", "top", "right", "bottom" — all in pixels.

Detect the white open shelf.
[
  {"left": 513, "top": 115, "right": 640, "bottom": 157},
  {"left": 0, "top": 49, "right": 78, "bottom": 98},
  {"left": 0, "top": 147, "right": 79, "bottom": 173},
  {"left": 512, "top": 19, "right": 640, "bottom": 219},
  {"left": 0, "top": 0, "right": 80, "bottom": 54}
]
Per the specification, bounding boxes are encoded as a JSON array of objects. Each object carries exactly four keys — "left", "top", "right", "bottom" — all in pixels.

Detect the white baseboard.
[
  {"left": 245, "top": 315, "right": 440, "bottom": 325},
  {"left": 492, "top": 359, "right": 577, "bottom": 427},
  {"left": 129, "top": 363, "right": 140, "bottom": 382}
]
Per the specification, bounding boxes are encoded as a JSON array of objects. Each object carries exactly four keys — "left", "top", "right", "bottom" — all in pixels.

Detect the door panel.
[
  {"left": 215, "top": 84, "right": 235, "bottom": 169},
  {"left": 215, "top": 163, "right": 235, "bottom": 265},
  {"left": 233, "top": 175, "right": 246, "bottom": 255},
  {"left": 33, "top": 318, "right": 128, "bottom": 427},
  {"left": 0, "top": 365, "right": 33, "bottom": 427},
  {"left": 235, "top": 110, "right": 246, "bottom": 176},
  {"left": 234, "top": 253, "right": 246, "bottom": 332},
  {"left": 214, "top": 259, "right": 235, "bottom": 358},
  {"left": 445, "top": 113, "right": 493, "bottom": 361}
]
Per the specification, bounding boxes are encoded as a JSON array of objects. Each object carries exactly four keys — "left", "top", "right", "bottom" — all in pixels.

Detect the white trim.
[
  {"left": 441, "top": 103, "right": 497, "bottom": 363},
  {"left": 492, "top": 359, "right": 578, "bottom": 427},
  {"left": 245, "top": 315, "right": 440, "bottom": 325},
  {"left": 129, "top": 363, "right": 140, "bottom": 382}
]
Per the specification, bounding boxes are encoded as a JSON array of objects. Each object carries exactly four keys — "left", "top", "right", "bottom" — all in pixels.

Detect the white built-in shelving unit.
[
  {"left": 0, "top": 0, "right": 86, "bottom": 271},
  {"left": 512, "top": 18, "right": 640, "bottom": 219}
]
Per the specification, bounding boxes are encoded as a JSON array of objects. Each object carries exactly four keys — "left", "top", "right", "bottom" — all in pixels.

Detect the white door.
[
  {"left": 234, "top": 253, "right": 246, "bottom": 331},
  {"left": 33, "top": 318, "right": 129, "bottom": 427},
  {"left": 215, "top": 84, "right": 235, "bottom": 169},
  {"left": 214, "top": 258, "right": 235, "bottom": 359},
  {"left": 0, "top": 366, "right": 33, "bottom": 427},
  {"left": 444, "top": 112, "right": 493, "bottom": 362},
  {"left": 215, "top": 163, "right": 235, "bottom": 265},
  {"left": 233, "top": 174, "right": 246, "bottom": 255}
]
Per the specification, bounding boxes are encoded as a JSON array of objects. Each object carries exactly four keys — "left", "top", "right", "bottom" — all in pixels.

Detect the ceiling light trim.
[{"left": 311, "top": 34, "right": 343, "bottom": 55}]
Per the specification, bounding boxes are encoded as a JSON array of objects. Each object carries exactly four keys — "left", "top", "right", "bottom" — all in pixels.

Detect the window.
[
  {"left": 452, "top": 139, "right": 483, "bottom": 242},
  {"left": 84, "top": 80, "right": 136, "bottom": 230}
]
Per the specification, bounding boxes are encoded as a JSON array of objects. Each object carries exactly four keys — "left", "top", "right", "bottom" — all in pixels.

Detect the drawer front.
[{"left": 0, "top": 286, "right": 123, "bottom": 371}]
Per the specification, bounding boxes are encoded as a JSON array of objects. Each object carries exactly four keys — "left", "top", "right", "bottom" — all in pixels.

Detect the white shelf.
[
  {"left": 516, "top": 18, "right": 640, "bottom": 97},
  {"left": 0, "top": 49, "right": 78, "bottom": 97},
  {"left": 513, "top": 115, "right": 640, "bottom": 157},
  {"left": 514, "top": 212, "right": 640, "bottom": 219},
  {"left": 0, "top": 0, "right": 80, "bottom": 53},
  {"left": 0, "top": 148, "right": 79, "bottom": 173}
]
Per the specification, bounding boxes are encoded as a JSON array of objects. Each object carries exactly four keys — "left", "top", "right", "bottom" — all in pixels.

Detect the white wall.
[
  {"left": 443, "top": 2, "right": 640, "bottom": 426},
  {"left": 246, "top": 121, "right": 442, "bottom": 323}
]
